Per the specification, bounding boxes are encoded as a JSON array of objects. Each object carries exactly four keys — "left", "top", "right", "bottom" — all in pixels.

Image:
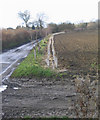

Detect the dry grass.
[{"left": 54, "top": 30, "right": 98, "bottom": 74}]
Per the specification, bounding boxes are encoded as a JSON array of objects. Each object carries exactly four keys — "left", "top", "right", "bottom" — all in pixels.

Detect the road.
[{"left": 0, "top": 41, "right": 37, "bottom": 91}]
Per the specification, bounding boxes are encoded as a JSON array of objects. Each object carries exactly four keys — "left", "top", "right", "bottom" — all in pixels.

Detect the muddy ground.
[{"left": 2, "top": 77, "right": 77, "bottom": 119}]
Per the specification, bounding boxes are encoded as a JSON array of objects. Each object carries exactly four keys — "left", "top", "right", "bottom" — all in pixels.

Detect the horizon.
[{"left": 0, "top": 0, "right": 99, "bottom": 29}]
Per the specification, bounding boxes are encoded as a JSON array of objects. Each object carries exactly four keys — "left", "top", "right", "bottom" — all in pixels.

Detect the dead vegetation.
[{"left": 73, "top": 75, "right": 98, "bottom": 118}]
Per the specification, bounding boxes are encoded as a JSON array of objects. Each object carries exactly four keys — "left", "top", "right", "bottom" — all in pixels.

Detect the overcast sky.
[{"left": 0, "top": 0, "right": 99, "bottom": 28}]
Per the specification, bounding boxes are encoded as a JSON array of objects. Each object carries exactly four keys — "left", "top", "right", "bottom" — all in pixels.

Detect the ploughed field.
[{"left": 54, "top": 30, "right": 98, "bottom": 74}]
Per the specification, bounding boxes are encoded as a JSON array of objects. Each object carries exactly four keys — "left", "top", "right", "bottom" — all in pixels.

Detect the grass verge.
[{"left": 11, "top": 36, "right": 56, "bottom": 78}]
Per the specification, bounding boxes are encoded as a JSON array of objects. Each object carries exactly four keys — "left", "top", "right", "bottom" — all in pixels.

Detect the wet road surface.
[{"left": 0, "top": 40, "right": 38, "bottom": 91}]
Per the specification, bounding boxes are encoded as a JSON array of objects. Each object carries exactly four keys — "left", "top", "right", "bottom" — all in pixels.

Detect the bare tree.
[
  {"left": 36, "top": 13, "right": 47, "bottom": 29},
  {"left": 18, "top": 10, "right": 30, "bottom": 27}
]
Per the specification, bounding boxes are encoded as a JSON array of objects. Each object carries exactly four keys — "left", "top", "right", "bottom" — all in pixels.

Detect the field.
[
  {"left": 3, "top": 30, "right": 98, "bottom": 118},
  {"left": 54, "top": 30, "right": 98, "bottom": 74}
]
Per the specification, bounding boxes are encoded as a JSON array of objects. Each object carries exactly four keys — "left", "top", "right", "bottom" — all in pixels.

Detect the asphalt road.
[{"left": 0, "top": 41, "right": 38, "bottom": 82}]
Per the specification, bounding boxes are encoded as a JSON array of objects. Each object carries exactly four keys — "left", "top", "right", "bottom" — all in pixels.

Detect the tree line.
[
  {"left": 16, "top": 10, "right": 98, "bottom": 32},
  {"left": 1, "top": 10, "right": 98, "bottom": 51}
]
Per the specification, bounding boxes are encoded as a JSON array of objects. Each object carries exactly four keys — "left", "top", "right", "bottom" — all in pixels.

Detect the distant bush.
[
  {"left": 48, "top": 21, "right": 98, "bottom": 33},
  {"left": 48, "top": 23, "right": 75, "bottom": 33},
  {"left": 48, "top": 23, "right": 59, "bottom": 33},
  {"left": 87, "top": 22, "right": 98, "bottom": 30},
  {"left": 58, "top": 23, "right": 75, "bottom": 31}
]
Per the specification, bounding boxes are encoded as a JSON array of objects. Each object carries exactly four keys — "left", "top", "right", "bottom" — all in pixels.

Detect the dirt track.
[{"left": 2, "top": 78, "right": 76, "bottom": 118}]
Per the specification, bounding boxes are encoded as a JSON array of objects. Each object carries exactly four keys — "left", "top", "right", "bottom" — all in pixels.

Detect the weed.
[{"left": 24, "top": 115, "right": 31, "bottom": 119}]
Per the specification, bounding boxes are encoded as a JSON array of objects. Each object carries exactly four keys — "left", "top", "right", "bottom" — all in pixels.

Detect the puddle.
[
  {"left": 13, "top": 87, "right": 19, "bottom": 90},
  {"left": 0, "top": 85, "right": 7, "bottom": 92}
]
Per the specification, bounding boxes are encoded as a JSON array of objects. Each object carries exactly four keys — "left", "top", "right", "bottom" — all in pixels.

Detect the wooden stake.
[{"left": 33, "top": 46, "right": 36, "bottom": 59}]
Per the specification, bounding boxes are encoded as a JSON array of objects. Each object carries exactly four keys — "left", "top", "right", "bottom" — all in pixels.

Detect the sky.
[{"left": 0, "top": 0, "right": 99, "bottom": 28}]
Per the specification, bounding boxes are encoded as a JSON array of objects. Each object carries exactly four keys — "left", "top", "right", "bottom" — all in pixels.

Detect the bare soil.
[
  {"left": 2, "top": 78, "right": 76, "bottom": 118},
  {"left": 54, "top": 30, "right": 98, "bottom": 73}
]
